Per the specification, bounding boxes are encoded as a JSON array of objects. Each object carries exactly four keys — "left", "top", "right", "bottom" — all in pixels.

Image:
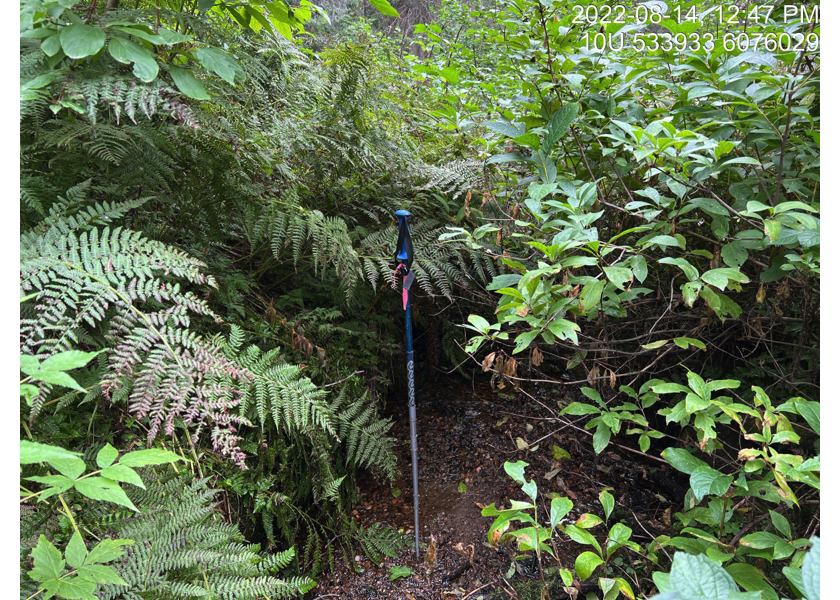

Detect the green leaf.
[
  {"left": 668, "top": 552, "right": 738, "bottom": 600},
  {"left": 801, "top": 537, "right": 819, "bottom": 600},
  {"left": 20, "top": 440, "right": 85, "bottom": 469},
  {"left": 76, "top": 564, "right": 128, "bottom": 586},
  {"left": 85, "top": 539, "right": 133, "bottom": 565},
  {"left": 458, "top": 481, "right": 467, "bottom": 493},
  {"left": 55, "top": 577, "right": 97, "bottom": 600},
  {"left": 389, "top": 565, "right": 414, "bottom": 580},
  {"left": 513, "top": 329, "right": 539, "bottom": 354},
  {"left": 543, "top": 103, "right": 579, "bottom": 152},
  {"left": 560, "top": 402, "right": 601, "bottom": 416},
  {"left": 65, "top": 532, "right": 87, "bottom": 569},
  {"left": 108, "top": 37, "right": 159, "bottom": 82},
  {"left": 20, "top": 354, "right": 40, "bottom": 375},
  {"left": 196, "top": 47, "right": 244, "bottom": 85},
  {"left": 673, "top": 337, "right": 706, "bottom": 350},
  {"left": 101, "top": 464, "right": 145, "bottom": 489},
  {"left": 552, "top": 445, "right": 571, "bottom": 461},
  {"left": 580, "top": 279, "right": 606, "bottom": 311},
  {"left": 197, "top": 0, "right": 216, "bottom": 12},
  {"left": 690, "top": 466, "right": 732, "bottom": 502},
  {"left": 26, "top": 475, "right": 75, "bottom": 501},
  {"left": 660, "top": 257, "right": 699, "bottom": 281},
  {"left": 119, "top": 448, "right": 184, "bottom": 467},
  {"left": 574, "top": 551, "right": 604, "bottom": 580},
  {"left": 592, "top": 422, "right": 611, "bottom": 455},
  {"left": 740, "top": 532, "right": 786, "bottom": 550},
  {"left": 547, "top": 319, "right": 579, "bottom": 344},
  {"left": 642, "top": 339, "right": 669, "bottom": 350},
  {"left": 769, "top": 511, "right": 791, "bottom": 539},
  {"left": 662, "top": 448, "right": 705, "bottom": 475},
  {"left": 599, "top": 489, "right": 615, "bottom": 522},
  {"left": 764, "top": 219, "right": 781, "bottom": 241},
  {"left": 368, "top": 0, "right": 400, "bottom": 18},
  {"left": 115, "top": 26, "right": 191, "bottom": 45},
  {"left": 41, "top": 33, "right": 63, "bottom": 57},
  {"left": 29, "top": 535, "right": 65, "bottom": 582},
  {"left": 30, "top": 369, "right": 86, "bottom": 392},
  {"left": 168, "top": 66, "right": 210, "bottom": 100},
  {"left": 566, "top": 524, "right": 600, "bottom": 552},
  {"left": 49, "top": 457, "right": 86, "bottom": 480},
  {"left": 575, "top": 513, "right": 604, "bottom": 529},
  {"left": 73, "top": 477, "right": 137, "bottom": 511},
  {"left": 701, "top": 268, "right": 749, "bottom": 291},
  {"left": 59, "top": 24, "right": 106, "bottom": 59},
  {"left": 550, "top": 497, "right": 573, "bottom": 529},
  {"left": 96, "top": 444, "right": 119, "bottom": 469},
  {"left": 504, "top": 461, "right": 528, "bottom": 485},
  {"left": 725, "top": 563, "right": 779, "bottom": 600},
  {"left": 40, "top": 350, "right": 100, "bottom": 372}
]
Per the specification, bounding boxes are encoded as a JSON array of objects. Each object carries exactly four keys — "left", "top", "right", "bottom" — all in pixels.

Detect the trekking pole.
[{"left": 393, "top": 209, "right": 420, "bottom": 559}]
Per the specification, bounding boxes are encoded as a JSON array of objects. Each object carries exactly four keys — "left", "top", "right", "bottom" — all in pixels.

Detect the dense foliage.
[{"left": 20, "top": 0, "right": 818, "bottom": 599}]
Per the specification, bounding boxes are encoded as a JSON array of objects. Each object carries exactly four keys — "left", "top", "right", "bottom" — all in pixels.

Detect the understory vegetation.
[{"left": 20, "top": 0, "right": 818, "bottom": 599}]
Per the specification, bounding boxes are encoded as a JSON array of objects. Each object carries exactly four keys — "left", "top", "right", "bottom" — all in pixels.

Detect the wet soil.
[{"left": 315, "top": 376, "right": 682, "bottom": 599}]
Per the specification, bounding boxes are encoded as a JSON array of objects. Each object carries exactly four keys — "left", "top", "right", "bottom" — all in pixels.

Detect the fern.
[
  {"left": 20, "top": 192, "right": 251, "bottom": 465},
  {"left": 94, "top": 473, "right": 316, "bottom": 600}
]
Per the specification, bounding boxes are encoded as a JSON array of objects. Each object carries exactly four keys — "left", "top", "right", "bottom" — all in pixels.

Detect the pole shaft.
[{"left": 405, "top": 284, "right": 420, "bottom": 558}]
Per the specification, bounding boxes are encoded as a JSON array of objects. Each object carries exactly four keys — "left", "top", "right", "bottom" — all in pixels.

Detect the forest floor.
[{"left": 315, "top": 374, "right": 686, "bottom": 600}]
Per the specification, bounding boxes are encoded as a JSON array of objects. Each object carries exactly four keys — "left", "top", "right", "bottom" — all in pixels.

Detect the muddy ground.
[{"left": 315, "top": 375, "right": 685, "bottom": 600}]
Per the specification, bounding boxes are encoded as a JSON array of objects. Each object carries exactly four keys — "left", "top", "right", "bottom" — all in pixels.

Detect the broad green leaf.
[
  {"left": 580, "top": 279, "right": 606, "bottom": 311},
  {"left": 642, "top": 339, "right": 668, "bottom": 350},
  {"left": 168, "top": 66, "right": 210, "bottom": 100},
  {"left": 65, "top": 532, "right": 87, "bottom": 569},
  {"left": 574, "top": 551, "right": 604, "bottom": 580},
  {"left": 561, "top": 402, "right": 601, "bottom": 416},
  {"left": 547, "top": 319, "right": 579, "bottom": 343},
  {"left": 115, "top": 26, "right": 191, "bottom": 45},
  {"left": 96, "top": 444, "right": 119, "bottom": 469},
  {"left": 108, "top": 37, "right": 158, "bottom": 82},
  {"left": 484, "top": 120, "right": 525, "bottom": 138},
  {"left": 575, "top": 513, "right": 604, "bottom": 529},
  {"left": 197, "top": 0, "right": 216, "bottom": 11},
  {"left": 660, "top": 257, "right": 699, "bottom": 281},
  {"left": 76, "top": 564, "right": 128, "bottom": 586},
  {"left": 668, "top": 552, "right": 738, "bottom": 600},
  {"left": 801, "top": 537, "right": 819, "bottom": 600},
  {"left": 29, "top": 535, "right": 65, "bottom": 582},
  {"left": 26, "top": 475, "right": 75, "bottom": 501},
  {"left": 552, "top": 445, "right": 571, "bottom": 460},
  {"left": 513, "top": 329, "right": 539, "bottom": 354},
  {"left": 119, "top": 448, "right": 184, "bottom": 467},
  {"left": 49, "top": 457, "right": 86, "bottom": 480},
  {"left": 726, "top": 563, "right": 778, "bottom": 600},
  {"left": 662, "top": 448, "right": 705, "bottom": 475},
  {"left": 368, "top": 0, "right": 400, "bottom": 18},
  {"left": 196, "top": 47, "right": 244, "bottom": 85},
  {"left": 740, "top": 532, "right": 786, "bottom": 550},
  {"left": 690, "top": 466, "right": 732, "bottom": 501},
  {"left": 503, "top": 461, "right": 529, "bottom": 486},
  {"left": 764, "top": 219, "right": 781, "bottom": 241},
  {"left": 55, "top": 577, "right": 96, "bottom": 599},
  {"left": 20, "top": 441, "right": 85, "bottom": 472},
  {"left": 543, "top": 103, "right": 579, "bottom": 152},
  {"left": 101, "top": 464, "right": 145, "bottom": 489},
  {"left": 74, "top": 477, "right": 137, "bottom": 511},
  {"left": 592, "top": 422, "right": 611, "bottom": 455},
  {"left": 769, "top": 511, "right": 792, "bottom": 539},
  {"left": 389, "top": 565, "right": 414, "bottom": 580},
  {"left": 550, "top": 497, "right": 573, "bottom": 528},
  {"left": 673, "top": 337, "right": 706, "bottom": 350},
  {"left": 599, "top": 489, "right": 615, "bottom": 522},
  {"left": 30, "top": 369, "right": 86, "bottom": 392},
  {"left": 60, "top": 24, "right": 106, "bottom": 59},
  {"left": 42, "top": 34, "right": 63, "bottom": 57},
  {"left": 20, "top": 354, "right": 40, "bottom": 375},
  {"left": 40, "top": 350, "right": 100, "bottom": 372},
  {"left": 85, "top": 539, "right": 133, "bottom": 565},
  {"left": 521, "top": 479, "right": 537, "bottom": 500},
  {"left": 566, "top": 524, "right": 600, "bottom": 551}
]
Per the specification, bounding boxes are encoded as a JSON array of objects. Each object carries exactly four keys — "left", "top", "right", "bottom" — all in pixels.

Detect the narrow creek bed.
[{"left": 315, "top": 375, "right": 684, "bottom": 599}]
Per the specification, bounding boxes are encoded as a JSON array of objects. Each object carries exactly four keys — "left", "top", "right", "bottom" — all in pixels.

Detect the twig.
[{"left": 462, "top": 581, "right": 493, "bottom": 599}]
